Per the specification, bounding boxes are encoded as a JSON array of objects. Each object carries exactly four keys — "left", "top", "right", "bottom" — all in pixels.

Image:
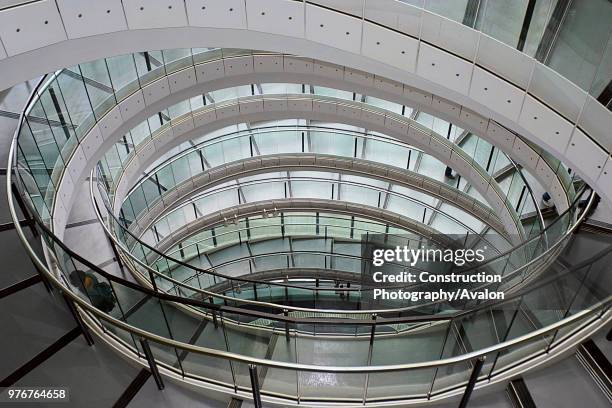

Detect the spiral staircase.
[{"left": 1, "top": 1, "right": 612, "bottom": 407}]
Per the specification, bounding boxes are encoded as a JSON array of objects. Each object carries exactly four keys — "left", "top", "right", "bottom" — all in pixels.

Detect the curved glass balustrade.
[
  {"left": 13, "top": 45, "right": 583, "bottom": 319},
  {"left": 8, "top": 155, "right": 611, "bottom": 403},
  {"left": 97, "top": 82, "right": 559, "bottom": 220},
  {"left": 8, "top": 54, "right": 611, "bottom": 405},
  {"left": 16, "top": 47, "right": 578, "bottom": 236},
  {"left": 96, "top": 90, "right": 558, "bottom": 239},
  {"left": 111, "top": 125, "right": 536, "bottom": 240},
  {"left": 94, "top": 169, "right": 586, "bottom": 316},
  {"left": 12, "top": 47, "right": 580, "bottom": 317},
  {"left": 123, "top": 173, "right": 500, "bottom": 248}
]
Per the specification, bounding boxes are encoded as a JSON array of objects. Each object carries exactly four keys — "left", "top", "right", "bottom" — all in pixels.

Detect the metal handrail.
[
  {"left": 97, "top": 174, "right": 587, "bottom": 306},
  {"left": 10, "top": 65, "right": 588, "bottom": 318},
  {"left": 110, "top": 174, "right": 502, "bottom": 253},
  {"left": 123, "top": 124, "right": 526, "bottom": 213},
  {"left": 6, "top": 192, "right": 610, "bottom": 373},
  {"left": 6, "top": 74, "right": 611, "bottom": 395},
  {"left": 93, "top": 175, "right": 592, "bottom": 316},
  {"left": 102, "top": 91, "right": 527, "bottom": 236}
]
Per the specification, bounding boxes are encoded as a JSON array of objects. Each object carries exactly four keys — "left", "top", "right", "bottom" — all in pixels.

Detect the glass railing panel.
[
  {"left": 296, "top": 331, "right": 369, "bottom": 400},
  {"left": 415, "top": 154, "right": 447, "bottom": 183},
  {"left": 430, "top": 350, "right": 497, "bottom": 395},
  {"left": 99, "top": 320, "right": 140, "bottom": 356},
  {"left": 106, "top": 275, "right": 150, "bottom": 318},
  {"left": 415, "top": 112, "right": 451, "bottom": 138},
  {"left": 18, "top": 119, "right": 49, "bottom": 177},
  {"left": 77, "top": 60, "right": 116, "bottom": 120},
  {"left": 168, "top": 99, "right": 193, "bottom": 120},
  {"left": 471, "top": 137, "right": 493, "bottom": 171},
  {"left": 35, "top": 82, "right": 77, "bottom": 159},
  {"left": 128, "top": 120, "right": 155, "bottom": 148},
  {"left": 259, "top": 364, "right": 299, "bottom": 401},
  {"left": 24, "top": 117, "right": 63, "bottom": 185},
  {"left": 209, "top": 85, "right": 253, "bottom": 104},
  {"left": 364, "top": 95, "right": 403, "bottom": 114},
  {"left": 133, "top": 51, "right": 166, "bottom": 86},
  {"left": 55, "top": 69, "right": 96, "bottom": 140},
  {"left": 168, "top": 155, "right": 193, "bottom": 186},
  {"left": 488, "top": 331, "right": 553, "bottom": 377},
  {"left": 361, "top": 137, "right": 413, "bottom": 169},
  {"left": 105, "top": 54, "right": 140, "bottom": 102},
  {"left": 181, "top": 347, "right": 236, "bottom": 387},
  {"left": 312, "top": 86, "right": 353, "bottom": 100},
  {"left": 521, "top": 283, "right": 566, "bottom": 329},
  {"left": 192, "top": 48, "right": 224, "bottom": 64},
  {"left": 120, "top": 294, "right": 170, "bottom": 337},
  {"left": 366, "top": 366, "right": 437, "bottom": 400},
  {"left": 491, "top": 148, "right": 511, "bottom": 174},
  {"left": 552, "top": 311, "right": 601, "bottom": 350},
  {"left": 161, "top": 48, "right": 195, "bottom": 74},
  {"left": 53, "top": 245, "right": 99, "bottom": 306},
  {"left": 453, "top": 308, "right": 499, "bottom": 351},
  {"left": 366, "top": 321, "right": 450, "bottom": 398},
  {"left": 141, "top": 338, "right": 182, "bottom": 377},
  {"left": 140, "top": 178, "right": 162, "bottom": 209},
  {"left": 310, "top": 130, "right": 355, "bottom": 156},
  {"left": 17, "top": 167, "right": 52, "bottom": 225},
  {"left": 250, "top": 317, "right": 299, "bottom": 397},
  {"left": 221, "top": 49, "right": 259, "bottom": 59}
]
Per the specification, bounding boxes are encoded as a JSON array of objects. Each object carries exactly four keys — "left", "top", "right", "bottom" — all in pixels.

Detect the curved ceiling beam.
[{"left": 1, "top": 2, "right": 609, "bottom": 204}]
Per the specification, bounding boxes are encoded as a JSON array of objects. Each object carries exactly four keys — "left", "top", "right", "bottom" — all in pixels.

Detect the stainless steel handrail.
[
  {"left": 114, "top": 175, "right": 500, "bottom": 250},
  {"left": 7, "top": 85, "right": 610, "bottom": 391},
  {"left": 94, "top": 178, "right": 592, "bottom": 316},
  {"left": 13, "top": 64, "right": 588, "bottom": 318}
]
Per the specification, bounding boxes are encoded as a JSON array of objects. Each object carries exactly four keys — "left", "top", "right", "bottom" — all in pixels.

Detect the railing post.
[
  {"left": 10, "top": 182, "right": 52, "bottom": 293},
  {"left": 106, "top": 235, "right": 126, "bottom": 275},
  {"left": 209, "top": 296, "right": 218, "bottom": 329},
  {"left": 283, "top": 309, "right": 290, "bottom": 341},
  {"left": 249, "top": 364, "right": 262, "bottom": 408},
  {"left": 63, "top": 295, "right": 94, "bottom": 346},
  {"left": 148, "top": 270, "right": 158, "bottom": 292},
  {"left": 139, "top": 338, "right": 164, "bottom": 390},
  {"left": 11, "top": 182, "right": 39, "bottom": 238},
  {"left": 369, "top": 313, "right": 377, "bottom": 345},
  {"left": 458, "top": 356, "right": 485, "bottom": 408}
]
